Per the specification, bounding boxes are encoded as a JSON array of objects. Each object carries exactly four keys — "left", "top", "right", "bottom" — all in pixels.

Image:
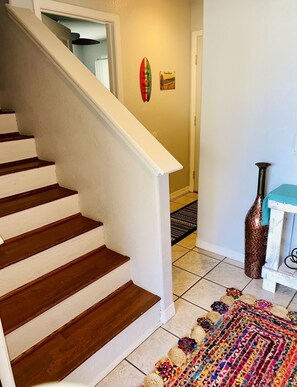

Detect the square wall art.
[{"left": 160, "top": 71, "right": 176, "bottom": 90}]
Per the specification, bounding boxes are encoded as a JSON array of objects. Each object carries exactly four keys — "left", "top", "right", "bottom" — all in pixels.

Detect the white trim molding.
[
  {"left": 170, "top": 186, "right": 190, "bottom": 200},
  {"left": 160, "top": 302, "right": 175, "bottom": 324},
  {"left": 0, "top": 319, "right": 15, "bottom": 387},
  {"left": 196, "top": 237, "right": 244, "bottom": 263}
]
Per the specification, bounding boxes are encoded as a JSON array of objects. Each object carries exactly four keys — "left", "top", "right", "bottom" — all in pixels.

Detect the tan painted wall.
[
  {"left": 52, "top": 0, "right": 192, "bottom": 193},
  {"left": 191, "top": 0, "right": 203, "bottom": 31}
]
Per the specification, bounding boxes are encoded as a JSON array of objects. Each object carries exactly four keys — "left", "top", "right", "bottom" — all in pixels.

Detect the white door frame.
[
  {"left": 9, "top": 0, "right": 123, "bottom": 101},
  {"left": 189, "top": 30, "right": 203, "bottom": 192}
]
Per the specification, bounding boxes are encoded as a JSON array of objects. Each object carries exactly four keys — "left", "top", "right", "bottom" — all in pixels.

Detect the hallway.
[{"left": 97, "top": 193, "right": 297, "bottom": 386}]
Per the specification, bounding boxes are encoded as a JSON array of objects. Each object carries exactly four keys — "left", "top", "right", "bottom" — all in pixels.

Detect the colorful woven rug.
[
  {"left": 143, "top": 288, "right": 297, "bottom": 386},
  {"left": 171, "top": 200, "right": 198, "bottom": 246}
]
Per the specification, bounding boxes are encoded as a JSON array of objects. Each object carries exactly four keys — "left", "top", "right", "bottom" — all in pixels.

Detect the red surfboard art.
[{"left": 139, "top": 57, "right": 152, "bottom": 102}]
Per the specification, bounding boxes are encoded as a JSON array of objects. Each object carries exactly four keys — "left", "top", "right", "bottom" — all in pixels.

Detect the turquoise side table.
[{"left": 262, "top": 184, "right": 297, "bottom": 292}]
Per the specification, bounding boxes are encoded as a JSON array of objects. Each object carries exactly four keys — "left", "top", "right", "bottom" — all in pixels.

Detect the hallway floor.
[{"left": 97, "top": 192, "right": 297, "bottom": 387}]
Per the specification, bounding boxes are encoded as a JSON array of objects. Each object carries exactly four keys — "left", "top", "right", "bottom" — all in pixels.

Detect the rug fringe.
[{"left": 143, "top": 287, "right": 297, "bottom": 387}]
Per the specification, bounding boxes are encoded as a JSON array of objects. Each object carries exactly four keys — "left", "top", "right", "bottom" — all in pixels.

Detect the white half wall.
[{"left": 198, "top": 0, "right": 297, "bottom": 261}]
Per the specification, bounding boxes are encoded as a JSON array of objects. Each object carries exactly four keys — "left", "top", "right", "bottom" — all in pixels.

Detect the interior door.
[{"left": 193, "top": 34, "right": 203, "bottom": 192}]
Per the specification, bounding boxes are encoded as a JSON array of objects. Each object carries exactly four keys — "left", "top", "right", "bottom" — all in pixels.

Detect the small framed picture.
[{"left": 160, "top": 71, "right": 176, "bottom": 90}]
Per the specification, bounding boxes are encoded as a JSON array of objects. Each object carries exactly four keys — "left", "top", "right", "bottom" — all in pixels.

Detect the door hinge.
[
  {"left": 194, "top": 115, "right": 197, "bottom": 126},
  {"left": 195, "top": 54, "right": 198, "bottom": 65},
  {"left": 192, "top": 170, "right": 195, "bottom": 179}
]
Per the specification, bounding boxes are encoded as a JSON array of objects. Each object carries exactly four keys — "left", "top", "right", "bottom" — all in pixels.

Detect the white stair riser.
[
  {"left": 0, "top": 139, "right": 36, "bottom": 163},
  {"left": 0, "top": 195, "right": 79, "bottom": 239},
  {"left": 0, "top": 226, "right": 104, "bottom": 296},
  {"left": 0, "top": 165, "right": 57, "bottom": 199},
  {"left": 0, "top": 114, "right": 17, "bottom": 134},
  {"left": 7, "top": 262, "right": 131, "bottom": 359},
  {"left": 64, "top": 303, "right": 161, "bottom": 386}
]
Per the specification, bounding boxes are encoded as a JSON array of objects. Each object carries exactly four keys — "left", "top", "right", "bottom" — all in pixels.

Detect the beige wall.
[
  {"left": 52, "top": 0, "right": 192, "bottom": 193},
  {"left": 191, "top": 0, "right": 203, "bottom": 31}
]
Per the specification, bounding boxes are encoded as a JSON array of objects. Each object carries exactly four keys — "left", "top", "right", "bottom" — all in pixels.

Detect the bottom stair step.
[{"left": 11, "top": 281, "right": 160, "bottom": 387}]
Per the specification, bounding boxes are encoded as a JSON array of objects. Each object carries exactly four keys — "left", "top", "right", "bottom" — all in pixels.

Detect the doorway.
[
  {"left": 189, "top": 31, "right": 203, "bottom": 193},
  {"left": 42, "top": 14, "right": 110, "bottom": 90},
  {"left": 37, "top": 0, "right": 123, "bottom": 101}
]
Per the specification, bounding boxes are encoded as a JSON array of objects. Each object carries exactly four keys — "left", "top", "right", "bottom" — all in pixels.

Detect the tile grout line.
[
  {"left": 124, "top": 358, "right": 147, "bottom": 376},
  {"left": 179, "top": 296, "right": 211, "bottom": 313},
  {"left": 173, "top": 254, "right": 223, "bottom": 280}
]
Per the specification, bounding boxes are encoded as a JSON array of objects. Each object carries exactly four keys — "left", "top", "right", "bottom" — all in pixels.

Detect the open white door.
[{"left": 189, "top": 31, "right": 203, "bottom": 192}]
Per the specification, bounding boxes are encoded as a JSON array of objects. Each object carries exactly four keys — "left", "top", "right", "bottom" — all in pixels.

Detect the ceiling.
[{"left": 44, "top": 14, "right": 107, "bottom": 41}]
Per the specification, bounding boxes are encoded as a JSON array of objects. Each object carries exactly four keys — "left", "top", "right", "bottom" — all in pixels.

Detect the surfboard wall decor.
[{"left": 139, "top": 57, "right": 152, "bottom": 102}]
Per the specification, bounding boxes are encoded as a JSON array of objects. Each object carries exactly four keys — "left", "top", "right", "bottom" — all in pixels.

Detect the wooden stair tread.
[
  {"left": 0, "top": 110, "right": 15, "bottom": 114},
  {"left": 0, "top": 184, "right": 77, "bottom": 217},
  {"left": 0, "top": 133, "right": 33, "bottom": 142},
  {"left": 0, "top": 246, "right": 130, "bottom": 334},
  {"left": 0, "top": 157, "right": 54, "bottom": 176},
  {"left": 11, "top": 281, "right": 160, "bottom": 387},
  {"left": 0, "top": 214, "right": 102, "bottom": 269}
]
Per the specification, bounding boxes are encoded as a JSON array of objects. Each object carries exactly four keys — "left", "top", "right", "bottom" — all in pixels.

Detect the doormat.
[
  {"left": 143, "top": 288, "right": 297, "bottom": 386},
  {"left": 171, "top": 200, "right": 197, "bottom": 246}
]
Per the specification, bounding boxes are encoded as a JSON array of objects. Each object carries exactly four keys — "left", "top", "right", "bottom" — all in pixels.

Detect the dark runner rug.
[{"left": 171, "top": 200, "right": 198, "bottom": 246}]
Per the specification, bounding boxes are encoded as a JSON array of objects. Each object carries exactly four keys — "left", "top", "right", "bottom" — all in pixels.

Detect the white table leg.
[{"left": 262, "top": 208, "right": 285, "bottom": 293}]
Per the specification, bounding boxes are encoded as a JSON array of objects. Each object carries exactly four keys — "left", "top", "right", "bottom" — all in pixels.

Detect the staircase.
[{"left": 0, "top": 111, "right": 160, "bottom": 386}]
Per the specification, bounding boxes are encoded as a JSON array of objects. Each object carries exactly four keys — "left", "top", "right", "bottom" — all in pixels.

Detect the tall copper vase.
[{"left": 244, "top": 162, "right": 271, "bottom": 279}]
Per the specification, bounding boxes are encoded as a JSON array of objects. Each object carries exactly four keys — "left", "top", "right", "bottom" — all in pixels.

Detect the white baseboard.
[
  {"left": 196, "top": 237, "right": 244, "bottom": 263},
  {"left": 170, "top": 186, "right": 190, "bottom": 200},
  {"left": 160, "top": 301, "right": 175, "bottom": 324}
]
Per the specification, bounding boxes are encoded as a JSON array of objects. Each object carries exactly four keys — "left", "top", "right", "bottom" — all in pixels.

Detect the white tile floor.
[{"left": 97, "top": 192, "right": 297, "bottom": 387}]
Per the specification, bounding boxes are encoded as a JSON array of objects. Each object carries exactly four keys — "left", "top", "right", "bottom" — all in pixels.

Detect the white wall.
[
  {"left": 78, "top": 39, "right": 108, "bottom": 75},
  {"left": 198, "top": 0, "right": 297, "bottom": 261},
  {"left": 72, "top": 44, "right": 83, "bottom": 61}
]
